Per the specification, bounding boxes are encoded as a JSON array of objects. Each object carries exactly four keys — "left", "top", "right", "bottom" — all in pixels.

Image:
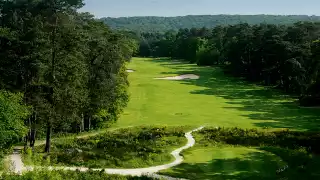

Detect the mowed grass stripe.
[{"left": 118, "top": 58, "right": 320, "bottom": 131}]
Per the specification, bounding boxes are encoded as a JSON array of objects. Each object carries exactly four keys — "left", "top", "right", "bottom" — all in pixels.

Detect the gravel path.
[
  {"left": 8, "top": 149, "right": 24, "bottom": 175},
  {"left": 9, "top": 126, "right": 204, "bottom": 179}
]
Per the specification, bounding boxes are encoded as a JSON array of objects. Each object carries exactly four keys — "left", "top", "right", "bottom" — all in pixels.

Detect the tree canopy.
[
  {"left": 0, "top": 0, "right": 137, "bottom": 153},
  {"left": 100, "top": 15, "right": 320, "bottom": 33}
]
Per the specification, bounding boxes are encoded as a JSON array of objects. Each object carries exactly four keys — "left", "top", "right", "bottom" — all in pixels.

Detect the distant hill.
[{"left": 100, "top": 15, "right": 320, "bottom": 32}]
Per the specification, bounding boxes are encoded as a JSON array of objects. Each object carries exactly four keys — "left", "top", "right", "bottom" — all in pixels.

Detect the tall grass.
[
  {"left": 23, "top": 126, "right": 188, "bottom": 168},
  {"left": 1, "top": 170, "right": 159, "bottom": 180}
]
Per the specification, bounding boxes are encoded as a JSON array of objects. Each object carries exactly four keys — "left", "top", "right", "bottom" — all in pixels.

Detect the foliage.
[
  {"left": 101, "top": 15, "right": 320, "bottom": 33},
  {"left": 198, "top": 127, "right": 320, "bottom": 153},
  {"left": 24, "top": 126, "right": 186, "bottom": 168},
  {"left": 1, "top": 170, "right": 158, "bottom": 180},
  {"left": 0, "top": 91, "right": 30, "bottom": 150},
  {"left": 0, "top": 0, "right": 136, "bottom": 151}
]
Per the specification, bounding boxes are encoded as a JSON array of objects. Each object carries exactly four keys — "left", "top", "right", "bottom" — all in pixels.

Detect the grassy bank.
[
  {"left": 23, "top": 126, "right": 187, "bottom": 168},
  {"left": 160, "top": 127, "right": 320, "bottom": 179},
  {"left": 1, "top": 170, "right": 158, "bottom": 180}
]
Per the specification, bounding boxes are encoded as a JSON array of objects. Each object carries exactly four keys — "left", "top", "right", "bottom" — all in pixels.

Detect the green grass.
[
  {"left": 161, "top": 146, "right": 287, "bottom": 180},
  {"left": 23, "top": 126, "right": 187, "bottom": 168},
  {"left": 159, "top": 127, "right": 320, "bottom": 180},
  {"left": 119, "top": 58, "right": 320, "bottom": 131}
]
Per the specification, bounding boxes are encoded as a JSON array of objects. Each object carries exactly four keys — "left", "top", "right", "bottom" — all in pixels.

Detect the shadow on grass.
[
  {"left": 161, "top": 151, "right": 283, "bottom": 180},
  {"left": 149, "top": 58, "right": 320, "bottom": 131},
  {"left": 161, "top": 147, "right": 320, "bottom": 180}
]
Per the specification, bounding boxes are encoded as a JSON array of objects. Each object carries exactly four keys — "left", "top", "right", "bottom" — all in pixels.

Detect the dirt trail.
[
  {"left": 9, "top": 127, "right": 204, "bottom": 179},
  {"left": 8, "top": 149, "right": 24, "bottom": 175}
]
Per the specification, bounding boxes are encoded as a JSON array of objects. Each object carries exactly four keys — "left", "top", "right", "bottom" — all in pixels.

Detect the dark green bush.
[
  {"left": 196, "top": 48, "right": 220, "bottom": 66},
  {"left": 299, "top": 96, "right": 320, "bottom": 107}
]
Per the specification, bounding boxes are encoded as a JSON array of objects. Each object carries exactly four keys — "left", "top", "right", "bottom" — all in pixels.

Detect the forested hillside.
[{"left": 100, "top": 15, "right": 320, "bottom": 32}]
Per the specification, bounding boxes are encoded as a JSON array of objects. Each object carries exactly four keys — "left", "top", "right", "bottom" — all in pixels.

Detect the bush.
[
  {"left": 0, "top": 91, "right": 30, "bottom": 150},
  {"left": 299, "top": 96, "right": 320, "bottom": 107},
  {"left": 196, "top": 49, "right": 220, "bottom": 66},
  {"left": 198, "top": 127, "right": 320, "bottom": 153},
  {"left": 1, "top": 170, "right": 158, "bottom": 180},
  {"left": 24, "top": 126, "right": 187, "bottom": 168}
]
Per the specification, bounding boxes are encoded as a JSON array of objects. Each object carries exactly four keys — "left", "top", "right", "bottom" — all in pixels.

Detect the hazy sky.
[{"left": 80, "top": 0, "right": 320, "bottom": 18}]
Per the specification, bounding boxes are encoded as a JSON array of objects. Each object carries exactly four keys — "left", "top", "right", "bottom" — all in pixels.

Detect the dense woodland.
[
  {"left": 0, "top": 0, "right": 137, "bottom": 158},
  {"left": 132, "top": 22, "right": 320, "bottom": 105},
  {"left": 101, "top": 15, "right": 320, "bottom": 33}
]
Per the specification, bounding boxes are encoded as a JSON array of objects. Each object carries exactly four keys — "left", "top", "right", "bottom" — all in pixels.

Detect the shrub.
[
  {"left": 299, "top": 96, "right": 320, "bottom": 107},
  {"left": 24, "top": 126, "right": 187, "bottom": 168},
  {"left": 0, "top": 91, "right": 30, "bottom": 150},
  {"left": 198, "top": 127, "right": 320, "bottom": 153},
  {"left": 196, "top": 48, "right": 220, "bottom": 66},
  {"left": 1, "top": 170, "right": 158, "bottom": 180}
]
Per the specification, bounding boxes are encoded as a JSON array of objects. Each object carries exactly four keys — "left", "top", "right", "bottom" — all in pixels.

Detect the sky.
[{"left": 80, "top": 0, "right": 320, "bottom": 18}]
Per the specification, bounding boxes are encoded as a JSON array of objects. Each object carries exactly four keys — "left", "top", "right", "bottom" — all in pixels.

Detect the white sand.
[
  {"left": 126, "top": 69, "right": 135, "bottom": 73},
  {"left": 154, "top": 74, "right": 199, "bottom": 80}
]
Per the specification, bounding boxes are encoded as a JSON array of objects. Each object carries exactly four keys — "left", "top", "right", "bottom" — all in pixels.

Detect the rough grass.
[
  {"left": 160, "top": 128, "right": 320, "bottom": 180},
  {"left": 0, "top": 150, "right": 11, "bottom": 173},
  {"left": 23, "top": 126, "right": 187, "bottom": 168},
  {"left": 1, "top": 170, "right": 158, "bottom": 180},
  {"left": 119, "top": 58, "right": 320, "bottom": 131}
]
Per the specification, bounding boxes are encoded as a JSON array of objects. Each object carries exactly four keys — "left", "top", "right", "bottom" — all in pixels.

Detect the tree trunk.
[
  {"left": 24, "top": 135, "right": 28, "bottom": 152},
  {"left": 84, "top": 113, "right": 91, "bottom": 131},
  {"left": 30, "top": 129, "right": 36, "bottom": 149},
  {"left": 29, "top": 112, "right": 36, "bottom": 149},
  {"left": 24, "top": 117, "right": 31, "bottom": 151},
  {"left": 45, "top": 122, "right": 51, "bottom": 153},
  {"left": 88, "top": 116, "right": 91, "bottom": 130},
  {"left": 80, "top": 113, "right": 84, "bottom": 132},
  {"left": 44, "top": 8, "right": 57, "bottom": 153}
]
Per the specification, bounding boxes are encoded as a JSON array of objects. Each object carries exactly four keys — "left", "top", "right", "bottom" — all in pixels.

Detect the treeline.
[
  {"left": 134, "top": 22, "right": 320, "bottom": 106},
  {"left": 101, "top": 15, "right": 320, "bottom": 33},
  {"left": 0, "top": 0, "right": 137, "bottom": 154}
]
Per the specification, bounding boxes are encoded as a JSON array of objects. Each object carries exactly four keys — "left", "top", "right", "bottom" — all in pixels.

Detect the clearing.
[{"left": 119, "top": 58, "right": 320, "bottom": 131}]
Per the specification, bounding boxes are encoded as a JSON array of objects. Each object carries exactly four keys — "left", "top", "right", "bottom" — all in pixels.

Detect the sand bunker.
[
  {"left": 154, "top": 74, "right": 199, "bottom": 80},
  {"left": 126, "top": 69, "right": 135, "bottom": 73}
]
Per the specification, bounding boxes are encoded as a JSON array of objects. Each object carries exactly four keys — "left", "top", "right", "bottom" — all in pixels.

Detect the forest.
[
  {"left": 0, "top": 0, "right": 138, "bottom": 160},
  {"left": 133, "top": 22, "right": 320, "bottom": 105},
  {"left": 100, "top": 15, "right": 320, "bottom": 33}
]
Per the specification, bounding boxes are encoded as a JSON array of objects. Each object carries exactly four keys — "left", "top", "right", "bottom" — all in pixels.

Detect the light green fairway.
[
  {"left": 117, "top": 58, "right": 320, "bottom": 131},
  {"left": 160, "top": 146, "right": 286, "bottom": 180}
]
